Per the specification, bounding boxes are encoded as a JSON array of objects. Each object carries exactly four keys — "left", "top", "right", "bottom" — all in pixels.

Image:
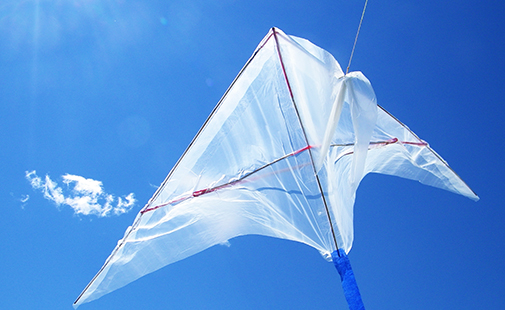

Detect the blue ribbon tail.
[{"left": 332, "top": 249, "right": 365, "bottom": 310}]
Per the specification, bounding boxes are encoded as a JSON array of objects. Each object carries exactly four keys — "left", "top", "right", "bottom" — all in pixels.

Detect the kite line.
[{"left": 346, "top": 0, "right": 369, "bottom": 74}]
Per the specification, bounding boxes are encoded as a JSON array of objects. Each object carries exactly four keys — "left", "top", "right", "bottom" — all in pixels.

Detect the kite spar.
[{"left": 74, "top": 28, "right": 478, "bottom": 309}]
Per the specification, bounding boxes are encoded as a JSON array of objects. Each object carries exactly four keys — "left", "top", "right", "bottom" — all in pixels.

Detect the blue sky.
[{"left": 1, "top": 0, "right": 504, "bottom": 309}]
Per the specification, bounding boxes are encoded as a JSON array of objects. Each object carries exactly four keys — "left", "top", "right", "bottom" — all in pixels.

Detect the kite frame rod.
[
  {"left": 141, "top": 145, "right": 313, "bottom": 214},
  {"left": 272, "top": 28, "right": 340, "bottom": 252},
  {"left": 377, "top": 105, "right": 478, "bottom": 198},
  {"left": 74, "top": 30, "right": 276, "bottom": 307},
  {"left": 143, "top": 36, "right": 273, "bottom": 213},
  {"left": 142, "top": 136, "right": 429, "bottom": 214}
]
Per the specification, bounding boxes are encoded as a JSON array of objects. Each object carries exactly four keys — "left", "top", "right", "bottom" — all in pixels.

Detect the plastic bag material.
[{"left": 74, "top": 28, "right": 478, "bottom": 307}]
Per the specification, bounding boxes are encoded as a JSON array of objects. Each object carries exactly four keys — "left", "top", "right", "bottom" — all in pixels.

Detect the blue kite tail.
[{"left": 332, "top": 249, "right": 365, "bottom": 310}]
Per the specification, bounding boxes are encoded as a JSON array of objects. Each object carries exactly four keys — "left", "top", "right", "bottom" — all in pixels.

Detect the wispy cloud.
[
  {"left": 20, "top": 195, "right": 30, "bottom": 203},
  {"left": 10, "top": 193, "right": 30, "bottom": 209},
  {"left": 26, "top": 171, "right": 136, "bottom": 217}
]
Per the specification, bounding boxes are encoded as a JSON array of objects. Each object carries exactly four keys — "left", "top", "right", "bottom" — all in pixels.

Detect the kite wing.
[{"left": 74, "top": 28, "right": 477, "bottom": 307}]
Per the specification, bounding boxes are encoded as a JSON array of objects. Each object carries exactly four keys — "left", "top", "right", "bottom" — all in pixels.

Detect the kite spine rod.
[{"left": 272, "top": 28, "right": 340, "bottom": 252}]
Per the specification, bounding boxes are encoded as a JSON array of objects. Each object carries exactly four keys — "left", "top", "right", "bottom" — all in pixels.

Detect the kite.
[{"left": 74, "top": 28, "right": 478, "bottom": 309}]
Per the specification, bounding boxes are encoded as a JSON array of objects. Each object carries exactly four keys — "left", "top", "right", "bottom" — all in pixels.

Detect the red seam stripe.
[
  {"left": 140, "top": 145, "right": 313, "bottom": 214},
  {"left": 140, "top": 138, "right": 426, "bottom": 215}
]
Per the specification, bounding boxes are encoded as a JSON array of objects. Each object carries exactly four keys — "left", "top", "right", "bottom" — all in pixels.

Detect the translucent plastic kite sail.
[{"left": 74, "top": 28, "right": 478, "bottom": 307}]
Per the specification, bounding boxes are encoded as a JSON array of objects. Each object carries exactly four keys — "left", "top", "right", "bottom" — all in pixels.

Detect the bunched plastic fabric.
[{"left": 74, "top": 28, "right": 478, "bottom": 307}]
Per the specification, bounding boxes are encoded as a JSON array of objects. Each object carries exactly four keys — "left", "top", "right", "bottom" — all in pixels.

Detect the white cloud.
[
  {"left": 20, "top": 195, "right": 30, "bottom": 203},
  {"left": 62, "top": 174, "right": 103, "bottom": 196},
  {"left": 10, "top": 193, "right": 30, "bottom": 209},
  {"left": 25, "top": 170, "right": 136, "bottom": 217}
]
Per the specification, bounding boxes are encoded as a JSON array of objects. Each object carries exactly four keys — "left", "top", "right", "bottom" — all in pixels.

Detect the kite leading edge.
[{"left": 74, "top": 28, "right": 478, "bottom": 309}]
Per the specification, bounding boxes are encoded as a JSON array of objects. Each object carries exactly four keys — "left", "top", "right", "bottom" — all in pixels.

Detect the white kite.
[{"left": 74, "top": 28, "right": 478, "bottom": 309}]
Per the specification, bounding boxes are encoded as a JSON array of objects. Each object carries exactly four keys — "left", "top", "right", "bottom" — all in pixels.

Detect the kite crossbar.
[
  {"left": 141, "top": 138, "right": 428, "bottom": 215},
  {"left": 141, "top": 145, "right": 313, "bottom": 214}
]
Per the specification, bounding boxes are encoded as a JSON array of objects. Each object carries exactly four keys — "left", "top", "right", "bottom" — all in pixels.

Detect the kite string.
[{"left": 346, "top": 0, "right": 369, "bottom": 74}]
